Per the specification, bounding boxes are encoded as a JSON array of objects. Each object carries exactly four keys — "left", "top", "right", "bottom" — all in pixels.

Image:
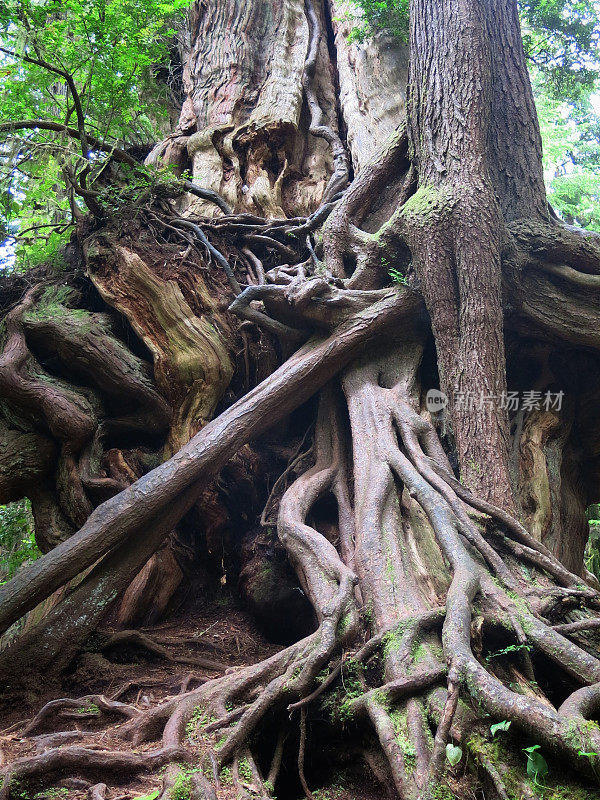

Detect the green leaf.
[
  {"left": 131, "top": 792, "right": 159, "bottom": 800},
  {"left": 523, "top": 745, "right": 548, "bottom": 785},
  {"left": 446, "top": 743, "right": 463, "bottom": 766},
  {"left": 490, "top": 720, "right": 511, "bottom": 737},
  {"left": 0, "top": 500, "right": 39, "bottom": 580}
]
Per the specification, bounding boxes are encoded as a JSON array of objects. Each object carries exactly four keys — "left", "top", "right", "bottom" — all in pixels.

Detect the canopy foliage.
[{"left": 0, "top": 0, "right": 190, "bottom": 265}]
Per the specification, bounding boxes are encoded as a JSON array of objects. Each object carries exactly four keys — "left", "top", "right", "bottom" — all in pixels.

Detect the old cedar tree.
[{"left": 1, "top": 0, "right": 600, "bottom": 798}]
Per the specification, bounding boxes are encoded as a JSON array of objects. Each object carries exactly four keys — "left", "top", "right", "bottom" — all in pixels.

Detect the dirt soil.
[{"left": 0, "top": 594, "right": 392, "bottom": 800}]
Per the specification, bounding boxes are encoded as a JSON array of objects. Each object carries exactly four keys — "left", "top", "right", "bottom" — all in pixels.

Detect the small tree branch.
[
  {"left": 348, "top": 669, "right": 447, "bottom": 716},
  {"left": 0, "top": 120, "right": 138, "bottom": 166},
  {"left": 0, "top": 46, "right": 89, "bottom": 160}
]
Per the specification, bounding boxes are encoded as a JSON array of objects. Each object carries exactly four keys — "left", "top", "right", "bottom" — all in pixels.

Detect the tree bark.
[{"left": 404, "top": 0, "right": 549, "bottom": 511}]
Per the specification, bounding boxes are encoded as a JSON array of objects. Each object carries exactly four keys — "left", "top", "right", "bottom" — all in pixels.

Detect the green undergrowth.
[
  {"left": 185, "top": 705, "right": 216, "bottom": 742},
  {"left": 320, "top": 659, "right": 365, "bottom": 723},
  {"left": 467, "top": 732, "right": 599, "bottom": 800},
  {"left": 33, "top": 789, "right": 69, "bottom": 800},
  {"left": 219, "top": 766, "right": 233, "bottom": 786},
  {"left": 0, "top": 499, "right": 39, "bottom": 584},
  {"left": 238, "top": 756, "right": 253, "bottom": 783},
  {"left": 168, "top": 765, "right": 203, "bottom": 800},
  {"left": 431, "top": 784, "right": 456, "bottom": 800},
  {"left": 389, "top": 266, "right": 409, "bottom": 285},
  {"left": 311, "top": 786, "right": 343, "bottom": 800},
  {"left": 338, "top": 659, "right": 365, "bottom": 721},
  {"left": 75, "top": 702, "right": 100, "bottom": 714}
]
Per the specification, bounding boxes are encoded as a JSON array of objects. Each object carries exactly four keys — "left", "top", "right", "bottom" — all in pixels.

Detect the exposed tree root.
[
  {"left": 0, "top": 284, "right": 422, "bottom": 645},
  {"left": 0, "top": 744, "right": 182, "bottom": 800},
  {"left": 5, "top": 325, "right": 600, "bottom": 798},
  {"left": 22, "top": 695, "right": 140, "bottom": 736},
  {"left": 99, "top": 630, "right": 228, "bottom": 672}
]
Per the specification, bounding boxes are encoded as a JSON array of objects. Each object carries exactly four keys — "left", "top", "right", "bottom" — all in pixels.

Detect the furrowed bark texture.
[
  {"left": 405, "top": 0, "right": 549, "bottom": 510},
  {"left": 329, "top": 1, "right": 409, "bottom": 172},
  {"left": 155, "top": 0, "right": 340, "bottom": 217}
]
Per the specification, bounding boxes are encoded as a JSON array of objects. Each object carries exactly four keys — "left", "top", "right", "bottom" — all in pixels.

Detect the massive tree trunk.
[
  {"left": 1, "top": 1, "right": 600, "bottom": 799},
  {"left": 405, "top": 0, "right": 542, "bottom": 511}
]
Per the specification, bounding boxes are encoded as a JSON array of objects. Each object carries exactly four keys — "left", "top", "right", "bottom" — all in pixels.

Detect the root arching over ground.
[{"left": 2, "top": 0, "right": 600, "bottom": 799}]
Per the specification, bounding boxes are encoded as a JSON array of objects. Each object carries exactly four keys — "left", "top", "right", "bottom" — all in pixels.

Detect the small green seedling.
[
  {"left": 522, "top": 745, "right": 548, "bottom": 785},
  {"left": 490, "top": 720, "right": 511, "bottom": 737},
  {"left": 486, "top": 643, "right": 532, "bottom": 660},
  {"left": 388, "top": 267, "right": 409, "bottom": 286},
  {"left": 445, "top": 743, "right": 463, "bottom": 766}
]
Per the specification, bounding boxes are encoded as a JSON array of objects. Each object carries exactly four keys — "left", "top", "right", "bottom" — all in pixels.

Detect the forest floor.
[{"left": 0, "top": 593, "right": 385, "bottom": 800}]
